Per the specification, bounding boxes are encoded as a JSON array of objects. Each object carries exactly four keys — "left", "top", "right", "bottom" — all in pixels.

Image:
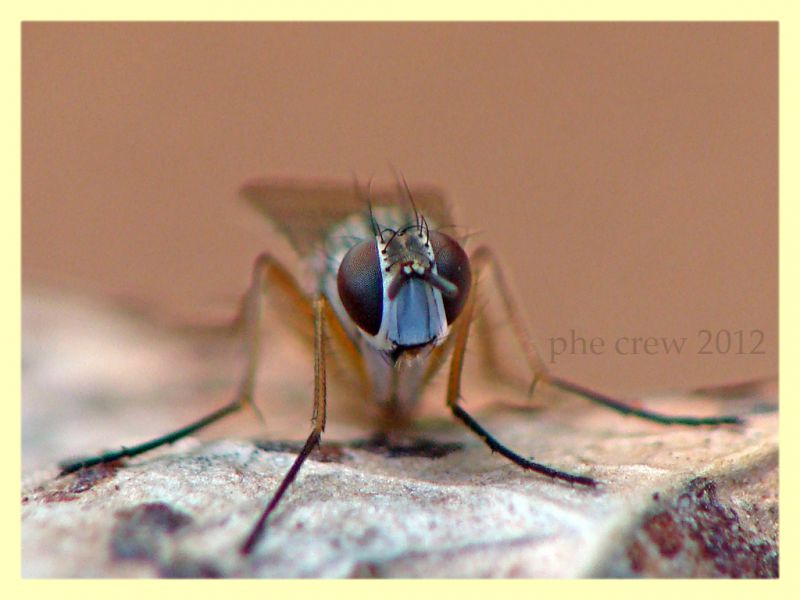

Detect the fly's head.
[{"left": 337, "top": 216, "right": 471, "bottom": 363}]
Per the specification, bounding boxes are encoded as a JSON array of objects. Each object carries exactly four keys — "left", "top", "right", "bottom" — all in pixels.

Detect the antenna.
[
  {"left": 353, "top": 173, "right": 384, "bottom": 242},
  {"left": 390, "top": 165, "right": 422, "bottom": 235}
]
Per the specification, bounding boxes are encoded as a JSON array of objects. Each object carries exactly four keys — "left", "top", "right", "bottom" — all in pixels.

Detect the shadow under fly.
[{"left": 58, "top": 175, "right": 743, "bottom": 555}]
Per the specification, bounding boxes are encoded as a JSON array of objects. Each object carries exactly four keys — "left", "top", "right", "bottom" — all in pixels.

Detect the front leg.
[
  {"left": 443, "top": 255, "right": 597, "bottom": 487},
  {"left": 240, "top": 294, "right": 330, "bottom": 555}
]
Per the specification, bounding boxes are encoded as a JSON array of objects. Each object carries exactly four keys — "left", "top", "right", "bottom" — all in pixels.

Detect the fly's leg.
[
  {"left": 468, "top": 246, "right": 549, "bottom": 397},
  {"left": 240, "top": 294, "right": 329, "bottom": 555},
  {"left": 469, "top": 245, "right": 743, "bottom": 426},
  {"left": 58, "top": 252, "right": 314, "bottom": 475},
  {"left": 472, "top": 300, "right": 535, "bottom": 392},
  {"left": 444, "top": 259, "right": 597, "bottom": 487},
  {"left": 548, "top": 378, "right": 743, "bottom": 425}
]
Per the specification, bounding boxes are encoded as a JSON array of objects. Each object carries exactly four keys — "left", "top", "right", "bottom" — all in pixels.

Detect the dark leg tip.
[
  {"left": 57, "top": 460, "right": 86, "bottom": 477},
  {"left": 240, "top": 530, "right": 263, "bottom": 556},
  {"left": 572, "top": 474, "right": 599, "bottom": 487}
]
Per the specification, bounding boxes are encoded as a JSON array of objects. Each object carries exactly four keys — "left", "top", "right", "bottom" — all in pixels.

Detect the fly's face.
[{"left": 337, "top": 219, "right": 472, "bottom": 361}]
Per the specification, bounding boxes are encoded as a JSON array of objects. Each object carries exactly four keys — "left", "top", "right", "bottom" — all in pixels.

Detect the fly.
[{"left": 58, "top": 175, "right": 743, "bottom": 555}]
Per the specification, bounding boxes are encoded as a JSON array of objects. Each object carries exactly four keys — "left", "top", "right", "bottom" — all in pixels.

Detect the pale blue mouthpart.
[{"left": 387, "top": 278, "right": 444, "bottom": 347}]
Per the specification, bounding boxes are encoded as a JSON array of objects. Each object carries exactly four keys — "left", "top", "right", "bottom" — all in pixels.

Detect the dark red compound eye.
[
  {"left": 337, "top": 238, "right": 384, "bottom": 336},
  {"left": 429, "top": 231, "right": 471, "bottom": 324}
]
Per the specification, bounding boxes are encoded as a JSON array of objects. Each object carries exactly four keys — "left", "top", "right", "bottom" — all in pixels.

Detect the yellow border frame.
[{"left": 7, "top": 1, "right": 793, "bottom": 597}]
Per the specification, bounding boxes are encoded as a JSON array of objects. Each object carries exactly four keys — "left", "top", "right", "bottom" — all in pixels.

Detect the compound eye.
[
  {"left": 429, "top": 231, "right": 471, "bottom": 324},
  {"left": 337, "top": 238, "right": 384, "bottom": 335}
]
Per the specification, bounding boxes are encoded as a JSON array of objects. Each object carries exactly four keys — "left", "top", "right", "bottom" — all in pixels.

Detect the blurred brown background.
[{"left": 22, "top": 22, "right": 777, "bottom": 396}]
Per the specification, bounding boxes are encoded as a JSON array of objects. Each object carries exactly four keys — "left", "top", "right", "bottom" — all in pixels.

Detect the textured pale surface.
[{"left": 22, "top": 288, "right": 778, "bottom": 578}]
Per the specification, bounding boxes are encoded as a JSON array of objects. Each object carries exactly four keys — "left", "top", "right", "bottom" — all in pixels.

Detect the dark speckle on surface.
[
  {"left": 35, "top": 461, "right": 122, "bottom": 503},
  {"left": 625, "top": 477, "right": 778, "bottom": 578},
  {"left": 627, "top": 539, "right": 647, "bottom": 574},
  {"left": 643, "top": 511, "right": 683, "bottom": 558},
  {"left": 69, "top": 461, "right": 122, "bottom": 492},
  {"left": 111, "top": 502, "right": 193, "bottom": 561},
  {"left": 680, "top": 478, "right": 777, "bottom": 578}
]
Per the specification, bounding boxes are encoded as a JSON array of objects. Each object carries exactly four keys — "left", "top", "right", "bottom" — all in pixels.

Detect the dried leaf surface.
[{"left": 22, "top": 288, "right": 777, "bottom": 578}]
